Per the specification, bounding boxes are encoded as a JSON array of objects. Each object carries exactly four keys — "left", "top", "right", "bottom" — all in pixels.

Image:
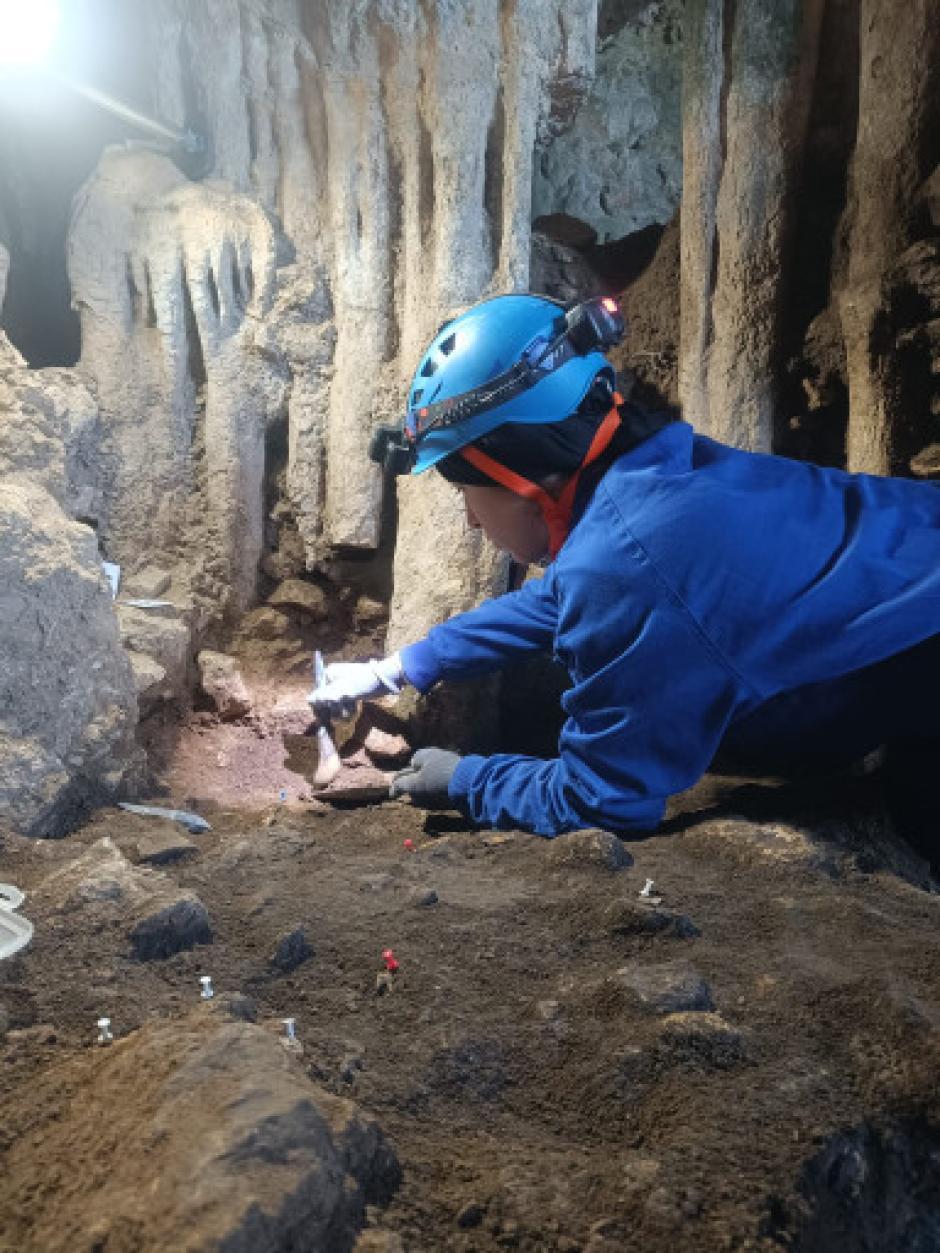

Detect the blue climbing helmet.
[{"left": 370, "top": 293, "right": 625, "bottom": 476}]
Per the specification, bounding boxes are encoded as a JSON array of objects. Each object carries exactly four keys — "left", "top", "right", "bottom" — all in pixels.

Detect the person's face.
[{"left": 460, "top": 483, "right": 550, "bottom": 564}]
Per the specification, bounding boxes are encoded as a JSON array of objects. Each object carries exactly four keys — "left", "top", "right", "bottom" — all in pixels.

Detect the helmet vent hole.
[
  {"left": 412, "top": 388, "right": 424, "bottom": 404},
  {"left": 439, "top": 333, "right": 457, "bottom": 356},
  {"left": 420, "top": 358, "right": 438, "bottom": 378}
]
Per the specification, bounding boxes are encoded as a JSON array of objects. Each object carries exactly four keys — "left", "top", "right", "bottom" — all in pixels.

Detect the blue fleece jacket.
[{"left": 400, "top": 422, "right": 940, "bottom": 836}]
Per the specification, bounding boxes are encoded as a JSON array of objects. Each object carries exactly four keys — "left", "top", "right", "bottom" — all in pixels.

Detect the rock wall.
[
  {"left": 69, "top": 149, "right": 283, "bottom": 618},
  {"left": 836, "top": 0, "right": 940, "bottom": 475},
  {"left": 0, "top": 267, "right": 140, "bottom": 835},
  {"left": 679, "top": 0, "right": 826, "bottom": 450},
  {"left": 532, "top": 0, "right": 682, "bottom": 243},
  {"left": 0, "top": 476, "right": 139, "bottom": 836},
  {"left": 67, "top": 0, "right": 598, "bottom": 657}
]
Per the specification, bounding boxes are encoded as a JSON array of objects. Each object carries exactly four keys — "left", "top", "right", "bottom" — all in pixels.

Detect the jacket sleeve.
[
  {"left": 399, "top": 571, "right": 560, "bottom": 692},
  {"left": 448, "top": 577, "right": 750, "bottom": 836}
]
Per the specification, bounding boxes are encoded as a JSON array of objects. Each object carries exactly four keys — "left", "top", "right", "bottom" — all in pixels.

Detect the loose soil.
[{"left": 0, "top": 729, "right": 938, "bottom": 1250}]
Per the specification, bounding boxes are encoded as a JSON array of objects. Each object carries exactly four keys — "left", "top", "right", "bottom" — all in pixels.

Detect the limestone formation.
[
  {"left": 837, "top": 0, "right": 940, "bottom": 475},
  {"left": 680, "top": 0, "right": 825, "bottom": 449},
  {"left": 0, "top": 335, "right": 105, "bottom": 524},
  {"left": 0, "top": 487, "right": 139, "bottom": 836},
  {"left": 69, "top": 149, "right": 283, "bottom": 621},
  {"left": 65, "top": 0, "right": 597, "bottom": 666},
  {"left": 532, "top": 0, "right": 683, "bottom": 242},
  {"left": 197, "top": 649, "right": 252, "bottom": 720}
]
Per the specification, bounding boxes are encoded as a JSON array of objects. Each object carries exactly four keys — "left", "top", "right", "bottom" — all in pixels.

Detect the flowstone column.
[
  {"left": 838, "top": 0, "right": 940, "bottom": 475},
  {"left": 680, "top": 0, "right": 824, "bottom": 449}
]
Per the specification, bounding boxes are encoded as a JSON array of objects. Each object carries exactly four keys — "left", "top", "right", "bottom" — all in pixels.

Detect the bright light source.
[{"left": 0, "top": 0, "right": 60, "bottom": 69}]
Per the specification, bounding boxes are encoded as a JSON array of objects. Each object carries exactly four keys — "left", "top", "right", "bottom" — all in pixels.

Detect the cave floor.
[{"left": 0, "top": 770, "right": 938, "bottom": 1251}]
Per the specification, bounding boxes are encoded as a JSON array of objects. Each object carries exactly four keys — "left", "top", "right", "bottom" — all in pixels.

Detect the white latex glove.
[{"left": 307, "top": 653, "right": 405, "bottom": 717}]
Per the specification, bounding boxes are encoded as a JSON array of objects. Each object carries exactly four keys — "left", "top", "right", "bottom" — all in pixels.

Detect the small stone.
[
  {"left": 910, "top": 443, "right": 940, "bottom": 479},
  {"left": 656, "top": 1012, "right": 744, "bottom": 1063},
  {"left": 408, "top": 887, "right": 438, "bottom": 908},
  {"left": 135, "top": 829, "right": 196, "bottom": 866},
  {"left": 268, "top": 578, "right": 329, "bottom": 619},
  {"left": 363, "top": 726, "right": 411, "bottom": 766},
  {"left": 339, "top": 1053, "right": 365, "bottom": 1084},
  {"left": 130, "top": 894, "right": 212, "bottom": 961},
  {"left": 353, "top": 595, "right": 387, "bottom": 628},
  {"left": 604, "top": 899, "right": 699, "bottom": 939},
  {"left": 360, "top": 873, "right": 394, "bottom": 893},
  {"left": 536, "top": 999, "right": 562, "bottom": 1022},
  {"left": 124, "top": 564, "right": 171, "bottom": 598},
  {"left": 456, "top": 1201, "right": 486, "bottom": 1228},
  {"left": 614, "top": 961, "right": 714, "bottom": 1015},
  {"left": 208, "top": 992, "right": 258, "bottom": 1023},
  {"left": 271, "top": 927, "right": 313, "bottom": 972},
  {"left": 238, "top": 607, "right": 293, "bottom": 640},
  {"left": 546, "top": 829, "right": 633, "bottom": 871},
  {"left": 197, "top": 651, "right": 252, "bottom": 720}
]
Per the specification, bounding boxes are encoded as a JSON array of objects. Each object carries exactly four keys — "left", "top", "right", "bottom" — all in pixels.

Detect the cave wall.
[
  {"left": 64, "top": 0, "right": 597, "bottom": 655},
  {"left": 2, "top": 0, "right": 940, "bottom": 829}
]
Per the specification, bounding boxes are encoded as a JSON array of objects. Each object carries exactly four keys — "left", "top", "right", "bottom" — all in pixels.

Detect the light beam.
[{"left": 0, "top": 0, "right": 60, "bottom": 69}]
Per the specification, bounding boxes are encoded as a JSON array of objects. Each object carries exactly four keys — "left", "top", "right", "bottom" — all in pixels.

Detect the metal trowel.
[{"left": 311, "top": 650, "right": 342, "bottom": 788}]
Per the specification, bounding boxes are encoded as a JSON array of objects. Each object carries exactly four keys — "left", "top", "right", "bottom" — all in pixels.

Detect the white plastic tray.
[{"left": 0, "top": 884, "right": 33, "bottom": 961}]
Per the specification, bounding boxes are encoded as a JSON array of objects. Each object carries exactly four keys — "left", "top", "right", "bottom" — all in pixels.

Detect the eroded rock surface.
[
  {"left": 0, "top": 483, "right": 139, "bottom": 836},
  {"left": 0, "top": 1012, "right": 400, "bottom": 1252}
]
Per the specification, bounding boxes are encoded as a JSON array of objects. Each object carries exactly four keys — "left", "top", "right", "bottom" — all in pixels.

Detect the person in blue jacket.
[{"left": 309, "top": 293, "right": 940, "bottom": 858}]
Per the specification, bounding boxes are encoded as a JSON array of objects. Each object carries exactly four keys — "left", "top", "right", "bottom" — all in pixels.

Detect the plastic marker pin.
[
  {"left": 403, "top": 839, "right": 415, "bottom": 853},
  {"left": 282, "top": 1017, "right": 297, "bottom": 1041},
  {"left": 382, "top": 948, "right": 400, "bottom": 974},
  {"left": 97, "top": 1017, "right": 113, "bottom": 1046},
  {"left": 639, "top": 878, "right": 656, "bottom": 899},
  {"left": 200, "top": 975, "right": 214, "bottom": 1000}
]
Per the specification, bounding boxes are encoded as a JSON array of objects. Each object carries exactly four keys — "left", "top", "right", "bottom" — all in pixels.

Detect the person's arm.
[
  {"left": 448, "top": 584, "right": 751, "bottom": 836},
  {"left": 400, "top": 570, "right": 560, "bottom": 692}
]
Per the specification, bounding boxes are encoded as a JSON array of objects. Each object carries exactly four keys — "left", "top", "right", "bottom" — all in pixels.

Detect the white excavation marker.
[{"left": 200, "top": 975, "right": 214, "bottom": 1000}]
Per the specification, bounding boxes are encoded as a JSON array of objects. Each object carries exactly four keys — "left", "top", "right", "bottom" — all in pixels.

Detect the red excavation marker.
[
  {"left": 382, "top": 948, "right": 400, "bottom": 974},
  {"left": 403, "top": 838, "right": 415, "bottom": 853}
]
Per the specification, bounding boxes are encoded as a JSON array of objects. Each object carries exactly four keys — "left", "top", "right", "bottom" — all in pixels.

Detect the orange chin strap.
[{"left": 459, "top": 395, "right": 624, "bottom": 559}]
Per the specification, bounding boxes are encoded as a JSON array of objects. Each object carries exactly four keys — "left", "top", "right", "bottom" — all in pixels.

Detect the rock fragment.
[
  {"left": 271, "top": 927, "right": 313, "bottom": 972},
  {"left": 134, "top": 828, "right": 197, "bottom": 865},
  {"left": 36, "top": 838, "right": 212, "bottom": 960},
  {"left": 197, "top": 650, "right": 252, "bottom": 720},
  {"left": 546, "top": 829, "right": 633, "bottom": 871},
  {"left": 614, "top": 961, "right": 714, "bottom": 1015},
  {"left": 604, "top": 899, "right": 699, "bottom": 939},
  {"left": 655, "top": 1012, "right": 744, "bottom": 1065},
  {"left": 363, "top": 726, "right": 411, "bottom": 767},
  {"left": 130, "top": 894, "right": 212, "bottom": 961},
  {"left": 124, "top": 565, "right": 171, "bottom": 598},
  {"left": 1, "top": 1014, "right": 401, "bottom": 1250},
  {"left": 407, "top": 887, "right": 438, "bottom": 908},
  {"left": 268, "top": 577, "right": 329, "bottom": 619}
]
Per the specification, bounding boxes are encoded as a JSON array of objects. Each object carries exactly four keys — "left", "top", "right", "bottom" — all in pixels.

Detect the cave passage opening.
[{"left": 0, "top": 0, "right": 194, "bottom": 367}]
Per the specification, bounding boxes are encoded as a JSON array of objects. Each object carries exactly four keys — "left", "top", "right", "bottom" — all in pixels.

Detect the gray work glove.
[{"left": 390, "top": 748, "right": 462, "bottom": 810}]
